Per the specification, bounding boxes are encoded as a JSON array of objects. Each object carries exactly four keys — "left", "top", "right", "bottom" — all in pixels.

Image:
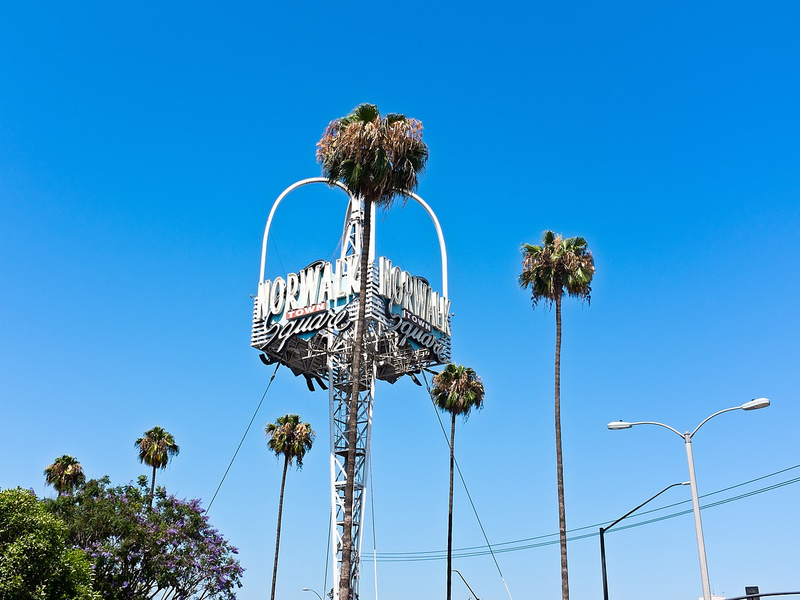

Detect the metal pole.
[
  {"left": 608, "top": 401, "right": 769, "bottom": 600},
  {"left": 599, "top": 482, "right": 686, "bottom": 600},
  {"left": 600, "top": 527, "right": 609, "bottom": 600},
  {"left": 685, "top": 433, "right": 712, "bottom": 600}
]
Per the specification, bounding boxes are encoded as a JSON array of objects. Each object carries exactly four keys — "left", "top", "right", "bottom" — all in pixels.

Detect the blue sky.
[{"left": 2, "top": 2, "right": 799, "bottom": 599}]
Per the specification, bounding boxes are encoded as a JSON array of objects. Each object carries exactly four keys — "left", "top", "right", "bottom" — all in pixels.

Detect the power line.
[
  {"left": 207, "top": 364, "right": 280, "bottom": 511},
  {"left": 363, "top": 463, "right": 800, "bottom": 563}
]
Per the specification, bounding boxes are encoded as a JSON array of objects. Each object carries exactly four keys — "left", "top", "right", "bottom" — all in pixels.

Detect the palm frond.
[
  {"left": 519, "top": 230, "right": 595, "bottom": 307},
  {"left": 265, "top": 414, "right": 315, "bottom": 469},
  {"left": 317, "top": 104, "right": 428, "bottom": 207},
  {"left": 136, "top": 426, "right": 180, "bottom": 470},
  {"left": 431, "top": 363, "right": 485, "bottom": 419},
  {"left": 44, "top": 455, "right": 86, "bottom": 495}
]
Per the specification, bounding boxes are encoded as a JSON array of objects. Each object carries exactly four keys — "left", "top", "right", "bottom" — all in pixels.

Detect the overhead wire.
[
  {"left": 207, "top": 363, "right": 280, "bottom": 511},
  {"left": 365, "top": 463, "right": 800, "bottom": 562}
]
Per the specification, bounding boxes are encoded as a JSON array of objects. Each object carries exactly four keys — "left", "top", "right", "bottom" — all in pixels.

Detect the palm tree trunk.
[
  {"left": 340, "top": 196, "right": 373, "bottom": 600},
  {"left": 555, "top": 295, "right": 570, "bottom": 600},
  {"left": 271, "top": 456, "right": 289, "bottom": 600},
  {"left": 447, "top": 412, "right": 456, "bottom": 600},
  {"left": 150, "top": 464, "right": 157, "bottom": 508}
]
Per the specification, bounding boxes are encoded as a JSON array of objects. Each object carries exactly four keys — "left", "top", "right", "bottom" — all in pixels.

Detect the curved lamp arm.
[
  {"left": 602, "top": 481, "right": 689, "bottom": 533},
  {"left": 301, "top": 588, "right": 324, "bottom": 600},
  {"left": 690, "top": 397, "right": 770, "bottom": 437},
  {"left": 689, "top": 406, "right": 741, "bottom": 438},
  {"left": 608, "top": 420, "right": 684, "bottom": 438},
  {"left": 452, "top": 569, "right": 480, "bottom": 600}
]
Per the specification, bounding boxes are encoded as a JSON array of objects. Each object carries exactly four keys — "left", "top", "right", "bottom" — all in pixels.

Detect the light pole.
[
  {"left": 301, "top": 588, "right": 324, "bottom": 600},
  {"left": 608, "top": 397, "right": 770, "bottom": 600},
  {"left": 451, "top": 570, "right": 480, "bottom": 600},
  {"left": 600, "top": 481, "right": 689, "bottom": 600}
]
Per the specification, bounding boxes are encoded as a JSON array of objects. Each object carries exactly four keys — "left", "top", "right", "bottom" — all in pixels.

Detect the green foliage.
[
  {"left": 265, "top": 414, "right": 315, "bottom": 468},
  {"left": 47, "top": 477, "right": 243, "bottom": 600},
  {"left": 0, "top": 487, "right": 98, "bottom": 600},
  {"left": 519, "top": 230, "right": 595, "bottom": 308}
]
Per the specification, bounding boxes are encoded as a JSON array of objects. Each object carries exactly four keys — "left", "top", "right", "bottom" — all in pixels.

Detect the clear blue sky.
[{"left": 2, "top": 2, "right": 798, "bottom": 599}]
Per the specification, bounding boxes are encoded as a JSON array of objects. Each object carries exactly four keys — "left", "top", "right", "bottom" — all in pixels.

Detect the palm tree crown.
[
  {"left": 316, "top": 102, "right": 428, "bottom": 205},
  {"left": 431, "top": 363, "right": 485, "bottom": 419},
  {"left": 44, "top": 455, "right": 86, "bottom": 496},
  {"left": 265, "top": 414, "right": 315, "bottom": 467},
  {"left": 135, "top": 426, "right": 179, "bottom": 502},
  {"left": 519, "top": 230, "right": 595, "bottom": 306}
]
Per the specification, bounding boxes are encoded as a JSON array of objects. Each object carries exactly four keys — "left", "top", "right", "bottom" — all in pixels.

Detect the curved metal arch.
[
  {"left": 404, "top": 190, "right": 449, "bottom": 298},
  {"left": 259, "top": 177, "right": 355, "bottom": 284},
  {"left": 259, "top": 180, "right": 450, "bottom": 298}
]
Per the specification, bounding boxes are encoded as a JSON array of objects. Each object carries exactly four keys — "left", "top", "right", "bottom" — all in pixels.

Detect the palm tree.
[
  {"left": 44, "top": 455, "right": 86, "bottom": 496},
  {"left": 134, "top": 425, "right": 179, "bottom": 506},
  {"left": 519, "top": 230, "right": 594, "bottom": 600},
  {"left": 317, "top": 102, "right": 428, "bottom": 600},
  {"left": 430, "top": 364, "right": 485, "bottom": 600},
  {"left": 265, "top": 414, "right": 315, "bottom": 600}
]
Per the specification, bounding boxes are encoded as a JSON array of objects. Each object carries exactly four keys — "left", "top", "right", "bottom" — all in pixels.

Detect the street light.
[
  {"left": 607, "top": 398, "right": 770, "bottom": 600},
  {"left": 452, "top": 570, "right": 481, "bottom": 600},
  {"left": 301, "top": 588, "right": 324, "bottom": 600},
  {"left": 600, "top": 481, "right": 689, "bottom": 600}
]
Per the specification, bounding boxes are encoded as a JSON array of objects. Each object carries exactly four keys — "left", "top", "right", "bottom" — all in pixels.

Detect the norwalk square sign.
[
  {"left": 252, "top": 256, "right": 451, "bottom": 371},
  {"left": 250, "top": 177, "right": 450, "bottom": 599}
]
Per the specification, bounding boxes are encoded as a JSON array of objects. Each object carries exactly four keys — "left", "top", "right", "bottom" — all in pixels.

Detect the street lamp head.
[
  {"left": 741, "top": 397, "right": 770, "bottom": 411},
  {"left": 608, "top": 421, "right": 633, "bottom": 430}
]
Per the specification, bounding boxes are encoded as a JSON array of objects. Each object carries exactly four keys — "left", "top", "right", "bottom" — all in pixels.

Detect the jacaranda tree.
[
  {"left": 47, "top": 476, "right": 243, "bottom": 600},
  {"left": 317, "top": 102, "right": 428, "bottom": 600},
  {"left": 519, "top": 230, "right": 594, "bottom": 600}
]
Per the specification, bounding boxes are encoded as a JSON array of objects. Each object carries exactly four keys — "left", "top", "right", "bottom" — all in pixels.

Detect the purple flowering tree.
[{"left": 47, "top": 476, "right": 244, "bottom": 600}]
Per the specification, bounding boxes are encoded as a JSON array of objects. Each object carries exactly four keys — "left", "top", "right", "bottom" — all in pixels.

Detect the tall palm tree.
[
  {"left": 317, "top": 102, "right": 428, "bottom": 600},
  {"left": 519, "top": 230, "right": 594, "bottom": 600},
  {"left": 430, "top": 364, "right": 485, "bottom": 600},
  {"left": 44, "top": 455, "right": 86, "bottom": 496},
  {"left": 134, "top": 425, "right": 179, "bottom": 506},
  {"left": 265, "top": 414, "right": 315, "bottom": 600}
]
